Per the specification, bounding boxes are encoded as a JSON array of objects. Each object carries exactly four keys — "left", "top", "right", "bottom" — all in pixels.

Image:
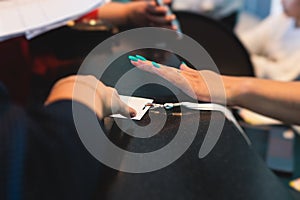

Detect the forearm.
[
  {"left": 97, "top": 2, "right": 130, "bottom": 26},
  {"left": 45, "top": 76, "right": 105, "bottom": 119},
  {"left": 45, "top": 75, "right": 135, "bottom": 120},
  {"left": 225, "top": 76, "right": 300, "bottom": 125}
]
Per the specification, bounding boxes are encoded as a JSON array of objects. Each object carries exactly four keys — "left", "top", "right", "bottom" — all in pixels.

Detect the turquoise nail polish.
[
  {"left": 128, "top": 55, "right": 138, "bottom": 62},
  {"left": 135, "top": 55, "right": 147, "bottom": 61},
  {"left": 152, "top": 61, "right": 160, "bottom": 68},
  {"left": 182, "top": 61, "right": 186, "bottom": 65}
]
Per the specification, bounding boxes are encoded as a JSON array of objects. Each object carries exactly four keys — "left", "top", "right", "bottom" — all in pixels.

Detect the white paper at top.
[
  {"left": 0, "top": 0, "right": 105, "bottom": 41},
  {"left": 110, "top": 95, "right": 154, "bottom": 121}
]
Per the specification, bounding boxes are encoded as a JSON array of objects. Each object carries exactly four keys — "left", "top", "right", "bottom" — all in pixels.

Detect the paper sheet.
[
  {"left": 238, "top": 108, "right": 282, "bottom": 125},
  {"left": 180, "top": 102, "right": 251, "bottom": 145},
  {"left": 0, "top": 0, "right": 105, "bottom": 41},
  {"left": 238, "top": 108, "right": 300, "bottom": 135},
  {"left": 110, "top": 95, "right": 154, "bottom": 121}
]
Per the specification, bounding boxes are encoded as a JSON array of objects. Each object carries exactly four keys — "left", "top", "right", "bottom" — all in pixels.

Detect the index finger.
[
  {"left": 147, "top": 2, "right": 168, "bottom": 15},
  {"left": 129, "top": 55, "right": 177, "bottom": 77},
  {"left": 129, "top": 55, "right": 191, "bottom": 90}
]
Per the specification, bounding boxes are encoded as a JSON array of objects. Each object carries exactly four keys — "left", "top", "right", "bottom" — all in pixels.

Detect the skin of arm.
[
  {"left": 226, "top": 76, "right": 300, "bottom": 125},
  {"left": 45, "top": 75, "right": 136, "bottom": 120},
  {"left": 130, "top": 58, "right": 300, "bottom": 125},
  {"left": 97, "top": 1, "right": 176, "bottom": 28}
]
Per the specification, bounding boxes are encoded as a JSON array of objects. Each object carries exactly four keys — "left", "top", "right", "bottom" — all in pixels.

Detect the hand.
[
  {"left": 126, "top": 0, "right": 177, "bottom": 29},
  {"left": 130, "top": 56, "right": 300, "bottom": 125},
  {"left": 131, "top": 0, "right": 172, "bottom": 6},
  {"left": 45, "top": 75, "right": 136, "bottom": 119},
  {"left": 130, "top": 57, "right": 231, "bottom": 104},
  {"left": 98, "top": 80, "right": 137, "bottom": 118}
]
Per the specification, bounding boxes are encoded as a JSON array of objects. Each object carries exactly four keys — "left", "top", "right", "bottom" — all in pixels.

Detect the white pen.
[{"left": 155, "top": 0, "right": 183, "bottom": 37}]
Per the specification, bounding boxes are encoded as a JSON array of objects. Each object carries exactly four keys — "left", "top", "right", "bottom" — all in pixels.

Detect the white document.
[
  {"left": 111, "top": 95, "right": 154, "bottom": 121},
  {"left": 181, "top": 102, "right": 251, "bottom": 145},
  {"left": 0, "top": 0, "right": 105, "bottom": 41},
  {"left": 238, "top": 108, "right": 281, "bottom": 125}
]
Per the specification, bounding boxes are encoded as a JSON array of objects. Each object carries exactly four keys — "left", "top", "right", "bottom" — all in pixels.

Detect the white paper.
[
  {"left": 181, "top": 102, "right": 251, "bottom": 145},
  {"left": 110, "top": 95, "right": 154, "bottom": 121},
  {"left": 238, "top": 108, "right": 300, "bottom": 135},
  {"left": 238, "top": 108, "right": 281, "bottom": 125},
  {"left": 0, "top": 0, "right": 105, "bottom": 40}
]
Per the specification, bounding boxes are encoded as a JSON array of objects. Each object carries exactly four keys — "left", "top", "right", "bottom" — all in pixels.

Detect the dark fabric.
[
  {"left": 220, "top": 11, "right": 238, "bottom": 31},
  {"left": 0, "top": 83, "right": 23, "bottom": 200},
  {"left": 0, "top": 84, "right": 107, "bottom": 200},
  {"left": 1, "top": 82, "right": 296, "bottom": 200},
  {"left": 24, "top": 101, "right": 107, "bottom": 200},
  {"left": 0, "top": 104, "right": 27, "bottom": 200}
]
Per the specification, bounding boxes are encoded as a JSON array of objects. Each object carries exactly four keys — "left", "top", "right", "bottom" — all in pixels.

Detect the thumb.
[
  {"left": 117, "top": 100, "right": 137, "bottom": 118},
  {"left": 180, "top": 62, "right": 194, "bottom": 72}
]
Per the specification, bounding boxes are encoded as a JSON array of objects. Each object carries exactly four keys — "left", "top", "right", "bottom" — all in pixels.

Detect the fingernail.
[
  {"left": 128, "top": 55, "right": 138, "bottom": 62},
  {"left": 169, "top": 15, "right": 176, "bottom": 20},
  {"left": 135, "top": 55, "right": 147, "bottom": 61},
  {"left": 152, "top": 61, "right": 160, "bottom": 68},
  {"left": 163, "top": 6, "right": 169, "bottom": 12},
  {"left": 130, "top": 112, "right": 136, "bottom": 118},
  {"left": 182, "top": 61, "right": 186, "bottom": 66}
]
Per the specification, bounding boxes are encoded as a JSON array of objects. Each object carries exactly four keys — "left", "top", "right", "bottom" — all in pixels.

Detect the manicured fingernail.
[
  {"left": 128, "top": 55, "right": 138, "bottom": 62},
  {"left": 135, "top": 55, "right": 147, "bottom": 61},
  {"left": 152, "top": 61, "right": 160, "bottom": 68},
  {"left": 163, "top": 6, "right": 169, "bottom": 12},
  {"left": 169, "top": 14, "right": 176, "bottom": 20},
  {"left": 181, "top": 61, "right": 186, "bottom": 65},
  {"left": 130, "top": 112, "right": 136, "bottom": 118}
]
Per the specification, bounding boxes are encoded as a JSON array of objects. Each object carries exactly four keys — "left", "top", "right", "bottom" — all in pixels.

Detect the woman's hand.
[
  {"left": 98, "top": 1, "right": 177, "bottom": 29},
  {"left": 45, "top": 75, "right": 136, "bottom": 120},
  {"left": 126, "top": 0, "right": 176, "bottom": 29},
  {"left": 98, "top": 81, "right": 137, "bottom": 118},
  {"left": 130, "top": 56, "right": 238, "bottom": 105},
  {"left": 131, "top": 0, "right": 172, "bottom": 5}
]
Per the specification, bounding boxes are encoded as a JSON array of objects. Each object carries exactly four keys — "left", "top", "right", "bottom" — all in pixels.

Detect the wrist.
[
  {"left": 97, "top": 2, "right": 130, "bottom": 26},
  {"left": 224, "top": 76, "right": 254, "bottom": 107},
  {"left": 124, "top": 3, "right": 135, "bottom": 26},
  {"left": 45, "top": 76, "right": 105, "bottom": 119}
]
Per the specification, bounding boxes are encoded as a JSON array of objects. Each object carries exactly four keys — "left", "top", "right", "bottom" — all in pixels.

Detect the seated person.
[
  {"left": 0, "top": 75, "right": 135, "bottom": 199},
  {"left": 2, "top": 60, "right": 300, "bottom": 198},
  {"left": 86, "top": 0, "right": 177, "bottom": 29},
  {"left": 172, "top": 0, "right": 243, "bottom": 30},
  {"left": 130, "top": 56, "right": 300, "bottom": 125},
  {"left": 239, "top": 0, "right": 300, "bottom": 81}
]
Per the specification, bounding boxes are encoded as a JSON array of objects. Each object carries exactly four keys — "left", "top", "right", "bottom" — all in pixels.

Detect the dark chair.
[{"left": 175, "top": 11, "right": 254, "bottom": 77}]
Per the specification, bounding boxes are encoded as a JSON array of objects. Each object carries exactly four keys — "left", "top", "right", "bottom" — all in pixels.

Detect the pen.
[
  {"left": 154, "top": 0, "right": 182, "bottom": 37},
  {"left": 155, "top": 0, "right": 164, "bottom": 6}
]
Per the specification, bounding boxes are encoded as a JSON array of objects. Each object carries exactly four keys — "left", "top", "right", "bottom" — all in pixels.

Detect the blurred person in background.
[
  {"left": 239, "top": 0, "right": 300, "bottom": 82},
  {"left": 97, "top": 0, "right": 176, "bottom": 29},
  {"left": 0, "top": 75, "right": 136, "bottom": 199},
  {"left": 172, "top": 0, "right": 243, "bottom": 30}
]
